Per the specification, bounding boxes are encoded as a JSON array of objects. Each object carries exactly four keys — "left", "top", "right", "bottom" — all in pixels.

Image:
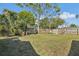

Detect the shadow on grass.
[
  {"left": 68, "top": 40, "right": 79, "bottom": 56},
  {"left": 0, "top": 37, "right": 39, "bottom": 56}
]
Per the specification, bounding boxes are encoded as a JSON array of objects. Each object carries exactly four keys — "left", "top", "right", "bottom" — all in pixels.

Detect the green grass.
[
  {"left": 20, "top": 34, "right": 79, "bottom": 56},
  {"left": 0, "top": 34, "right": 79, "bottom": 55}
]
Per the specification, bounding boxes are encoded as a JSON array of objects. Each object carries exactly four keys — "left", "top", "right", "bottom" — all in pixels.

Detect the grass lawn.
[
  {"left": 20, "top": 34, "right": 79, "bottom": 56},
  {"left": 0, "top": 34, "right": 79, "bottom": 56}
]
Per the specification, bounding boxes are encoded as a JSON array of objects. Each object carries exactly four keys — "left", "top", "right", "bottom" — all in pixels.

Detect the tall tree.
[
  {"left": 50, "top": 18, "right": 65, "bottom": 29},
  {"left": 16, "top": 3, "right": 60, "bottom": 33},
  {"left": 39, "top": 17, "right": 49, "bottom": 29},
  {"left": 3, "top": 9, "right": 17, "bottom": 35},
  {"left": 17, "top": 10, "right": 35, "bottom": 35}
]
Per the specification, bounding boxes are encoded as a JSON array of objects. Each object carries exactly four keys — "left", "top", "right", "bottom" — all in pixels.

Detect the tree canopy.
[
  {"left": 39, "top": 17, "right": 65, "bottom": 29},
  {"left": 0, "top": 3, "right": 65, "bottom": 36},
  {"left": 70, "top": 24, "right": 77, "bottom": 28},
  {"left": 39, "top": 17, "right": 49, "bottom": 29},
  {"left": 0, "top": 9, "right": 36, "bottom": 36},
  {"left": 16, "top": 3, "right": 60, "bottom": 33}
]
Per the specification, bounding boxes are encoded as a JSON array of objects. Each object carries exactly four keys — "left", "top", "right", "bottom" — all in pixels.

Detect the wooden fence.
[{"left": 39, "top": 28, "right": 79, "bottom": 35}]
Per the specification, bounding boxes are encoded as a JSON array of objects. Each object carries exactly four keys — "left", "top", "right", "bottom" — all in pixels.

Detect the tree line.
[
  {"left": 0, "top": 9, "right": 36, "bottom": 36},
  {"left": 0, "top": 3, "right": 65, "bottom": 36}
]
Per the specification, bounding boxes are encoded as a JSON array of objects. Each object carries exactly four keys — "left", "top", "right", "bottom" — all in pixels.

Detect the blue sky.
[
  {"left": 0, "top": 3, "right": 22, "bottom": 13},
  {"left": 59, "top": 3, "right": 79, "bottom": 26},
  {"left": 0, "top": 3, "right": 79, "bottom": 26}
]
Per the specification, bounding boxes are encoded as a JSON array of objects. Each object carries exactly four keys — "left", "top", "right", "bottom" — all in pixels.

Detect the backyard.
[
  {"left": 21, "top": 34, "right": 79, "bottom": 56},
  {"left": 0, "top": 34, "right": 79, "bottom": 56},
  {"left": 0, "top": 3, "right": 79, "bottom": 56}
]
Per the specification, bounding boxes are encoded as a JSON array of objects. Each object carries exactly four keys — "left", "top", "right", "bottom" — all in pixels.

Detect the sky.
[
  {"left": 59, "top": 3, "right": 79, "bottom": 26},
  {"left": 0, "top": 3, "right": 79, "bottom": 26}
]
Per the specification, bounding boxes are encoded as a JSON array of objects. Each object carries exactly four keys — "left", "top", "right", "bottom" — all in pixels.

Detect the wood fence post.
[{"left": 77, "top": 28, "right": 78, "bottom": 35}]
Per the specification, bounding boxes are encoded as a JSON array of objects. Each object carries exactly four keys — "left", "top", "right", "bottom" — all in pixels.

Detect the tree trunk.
[
  {"left": 24, "top": 25, "right": 27, "bottom": 35},
  {"left": 37, "top": 23, "right": 39, "bottom": 33}
]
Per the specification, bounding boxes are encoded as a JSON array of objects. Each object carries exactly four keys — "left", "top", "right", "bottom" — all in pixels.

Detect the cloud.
[{"left": 59, "top": 12, "right": 76, "bottom": 19}]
